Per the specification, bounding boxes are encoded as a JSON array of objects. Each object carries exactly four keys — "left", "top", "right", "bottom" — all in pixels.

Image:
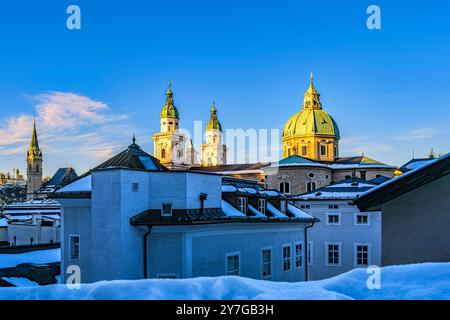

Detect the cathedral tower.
[
  {"left": 282, "top": 73, "right": 340, "bottom": 162},
  {"left": 27, "top": 118, "right": 43, "bottom": 200},
  {"left": 201, "top": 101, "right": 227, "bottom": 166},
  {"left": 152, "top": 82, "right": 189, "bottom": 170}
]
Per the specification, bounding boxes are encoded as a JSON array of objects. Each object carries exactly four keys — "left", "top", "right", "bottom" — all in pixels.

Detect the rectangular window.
[
  {"left": 355, "top": 244, "right": 370, "bottom": 267},
  {"left": 258, "top": 199, "right": 266, "bottom": 214},
  {"left": 282, "top": 244, "right": 292, "bottom": 272},
  {"left": 294, "top": 243, "right": 303, "bottom": 269},
  {"left": 161, "top": 203, "right": 173, "bottom": 216},
  {"left": 132, "top": 183, "right": 139, "bottom": 193},
  {"left": 226, "top": 253, "right": 240, "bottom": 275},
  {"left": 356, "top": 214, "right": 369, "bottom": 225},
  {"left": 320, "top": 144, "right": 327, "bottom": 156},
  {"left": 238, "top": 197, "right": 247, "bottom": 213},
  {"left": 70, "top": 235, "right": 80, "bottom": 260},
  {"left": 328, "top": 204, "right": 339, "bottom": 209},
  {"left": 327, "top": 214, "right": 340, "bottom": 225},
  {"left": 301, "top": 145, "right": 308, "bottom": 156},
  {"left": 326, "top": 243, "right": 340, "bottom": 266},
  {"left": 300, "top": 204, "right": 311, "bottom": 209},
  {"left": 261, "top": 248, "right": 272, "bottom": 278}
]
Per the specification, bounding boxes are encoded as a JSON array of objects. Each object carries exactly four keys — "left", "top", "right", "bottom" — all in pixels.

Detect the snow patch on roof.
[
  {"left": 221, "top": 200, "right": 246, "bottom": 217},
  {"left": 0, "top": 218, "right": 8, "bottom": 227},
  {"left": 0, "top": 249, "right": 60, "bottom": 269},
  {"left": 57, "top": 175, "right": 92, "bottom": 193},
  {"left": 2, "top": 277, "right": 40, "bottom": 287},
  {"left": 248, "top": 205, "right": 266, "bottom": 218},
  {"left": 267, "top": 202, "right": 287, "bottom": 218},
  {"left": 287, "top": 204, "right": 314, "bottom": 219}
]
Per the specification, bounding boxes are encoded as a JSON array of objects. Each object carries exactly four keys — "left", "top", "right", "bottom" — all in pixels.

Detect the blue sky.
[{"left": 0, "top": 0, "right": 449, "bottom": 176}]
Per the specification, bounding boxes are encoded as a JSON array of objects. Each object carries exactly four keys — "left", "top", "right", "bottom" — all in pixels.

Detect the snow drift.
[{"left": 1, "top": 262, "right": 450, "bottom": 300}]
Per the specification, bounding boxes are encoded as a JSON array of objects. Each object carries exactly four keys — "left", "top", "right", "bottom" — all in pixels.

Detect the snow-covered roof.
[
  {"left": 294, "top": 179, "right": 376, "bottom": 200},
  {"left": 0, "top": 248, "right": 60, "bottom": 269},
  {"left": 1, "top": 277, "right": 39, "bottom": 287},
  {"left": 56, "top": 175, "right": 92, "bottom": 193},
  {"left": 221, "top": 200, "right": 247, "bottom": 217},
  {"left": 287, "top": 204, "right": 314, "bottom": 219},
  {"left": 358, "top": 152, "right": 450, "bottom": 200},
  {"left": 267, "top": 202, "right": 288, "bottom": 218},
  {"left": 248, "top": 205, "right": 266, "bottom": 218}
]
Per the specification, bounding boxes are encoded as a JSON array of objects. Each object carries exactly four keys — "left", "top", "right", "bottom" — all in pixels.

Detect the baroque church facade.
[
  {"left": 151, "top": 76, "right": 396, "bottom": 195},
  {"left": 152, "top": 82, "right": 227, "bottom": 170}
]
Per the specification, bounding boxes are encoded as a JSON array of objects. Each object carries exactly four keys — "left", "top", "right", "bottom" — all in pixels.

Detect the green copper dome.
[
  {"left": 282, "top": 74, "right": 340, "bottom": 139},
  {"left": 283, "top": 109, "right": 340, "bottom": 138},
  {"left": 206, "top": 101, "right": 222, "bottom": 132},
  {"left": 160, "top": 81, "right": 179, "bottom": 119}
]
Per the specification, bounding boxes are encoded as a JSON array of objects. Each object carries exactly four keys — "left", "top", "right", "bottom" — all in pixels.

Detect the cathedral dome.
[
  {"left": 282, "top": 74, "right": 340, "bottom": 140},
  {"left": 160, "top": 81, "right": 179, "bottom": 119},
  {"left": 282, "top": 108, "right": 340, "bottom": 139}
]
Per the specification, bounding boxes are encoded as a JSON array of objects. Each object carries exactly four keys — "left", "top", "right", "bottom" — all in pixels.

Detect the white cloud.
[
  {"left": 395, "top": 128, "right": 435, "bottom": 141},
  {"left": 0, "top": 92, "right": 132, "bottom": 174}
]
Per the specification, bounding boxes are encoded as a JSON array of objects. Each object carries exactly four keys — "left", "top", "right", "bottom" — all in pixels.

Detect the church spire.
[
  {"left": 303, "top": 72, "right": 322, "bottom": 110},
  {"left": 28, "top": 117, "right": 41, "bottom": 158}
]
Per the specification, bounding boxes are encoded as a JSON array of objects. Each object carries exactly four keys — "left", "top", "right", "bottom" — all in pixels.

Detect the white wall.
[
  {"left": 294, "top": 200, "right": 381, "bottom": 280},
  {"left": 148, "top": 223, "right": 308, "bottom": 282}
]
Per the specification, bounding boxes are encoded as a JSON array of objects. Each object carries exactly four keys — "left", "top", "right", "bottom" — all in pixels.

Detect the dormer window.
[
  {"left": 258, "top": 199, "right": 266, "bottom": 214},
  {"left": 238, "top": 197, "right": 247, "bottom": 214}
]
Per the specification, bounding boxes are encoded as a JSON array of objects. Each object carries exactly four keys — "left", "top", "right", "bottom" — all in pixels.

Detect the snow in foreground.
[{"left": 1, "top": 262, "right": 450, "bottom": 300}]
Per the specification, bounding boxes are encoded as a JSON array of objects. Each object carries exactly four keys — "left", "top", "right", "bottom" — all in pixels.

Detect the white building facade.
[{"left": 292, "top": 179, "right": 382, "bottom": 280}]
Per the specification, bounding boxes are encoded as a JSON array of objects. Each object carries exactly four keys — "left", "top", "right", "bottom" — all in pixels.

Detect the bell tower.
[
  {"left": 201, "top": 101, "right": 227, "bottom": 166},
  {"left": 152, "top": 82, "right": 189, "bottom": 170},
  {"left": 27, "top": 118, "right": 43, "bottom": 200}
]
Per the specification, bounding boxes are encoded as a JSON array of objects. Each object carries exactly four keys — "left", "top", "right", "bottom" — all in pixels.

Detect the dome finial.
[
  {"left": 132, "top": 134, "right": 136, "bottom": 144},
  {"left": 310, "top": 72, "right": 314, "bottom": 83}
]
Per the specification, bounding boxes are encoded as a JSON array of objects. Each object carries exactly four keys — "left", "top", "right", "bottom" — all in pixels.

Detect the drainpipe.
[
  {"left": 199, "top": 193, "right": 207, "bottom": 214},
  {"left": 304, "top": 221, "right": 316, "bottom": 282},
  {"left": 143, "top": 226, "right": 152, "bottom": 279}
]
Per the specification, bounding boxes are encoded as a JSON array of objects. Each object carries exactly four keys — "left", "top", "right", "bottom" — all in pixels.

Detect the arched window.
[
  {"left": 279, "top": 181, "right": 291, "bottom": 194},
  {"left": 161, "top": 148, "right": 166, "bottom": 159},
  {"left": 306, "top": 181, "right": 317, "bottom": 192},
  {"left": 36, "top": 164, "right": 40, "bottom": 172}
]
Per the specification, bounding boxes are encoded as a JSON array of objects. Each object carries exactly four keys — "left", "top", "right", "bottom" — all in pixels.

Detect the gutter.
[
  {"left": 304, "top": 220, "right": 316, "bottom": 281},
  {"left": 143, "top": 226, "right": 152, "bottom": 279}
]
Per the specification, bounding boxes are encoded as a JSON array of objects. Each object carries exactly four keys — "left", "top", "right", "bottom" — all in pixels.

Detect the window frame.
[
  {"left": 354, "top": 243, "right": 371, "bottom": 267},
  {"left": 260, "top": 247, "right": 272, "bottom": 279},
  {"left": 258, "top": 198, "right": 267, "bottom": 214},
  {"left": 132, "top": 183, "right": 140, "bottom": 193},
  {"left": 282, "top": 244, "right": 292, "bottom": 273},
  {"left": 225, "top": 252, "right": 241, "bottom": 276},
  {"left": 161, "top": 203, "right": 173, "bottom": 217},
  {"left": 279, "top": 181, "right": 291, "bottom": 195},
  {"left": 354, "top": 213, "right": 371, "bottom": 226},
  {"left": 326, "top": 213, "right": 341, "bottom": 226},
  {"left": 69, "top": 234, "right": 80, "bottom": 261},
  {"left": 325, "top": 241, "right": 342, "bottom": 267},
  {"left": 294, "top": 242, "right": 304, "bottom": 269},
  {"left": 306, "top": 181, "right": 317, "bottom": 192},
  {"left": 237, "top": 197, "right": 247, "bottom": 214},
  {"left": 320, "top": 144, "right": 328, "bottom": 156}
]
